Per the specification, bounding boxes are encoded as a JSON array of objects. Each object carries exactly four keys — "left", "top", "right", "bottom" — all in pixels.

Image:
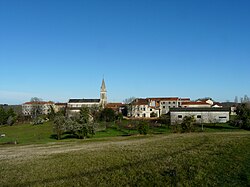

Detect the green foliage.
[
  {"left": 53, "top": 115, "right": 66, "bottom": 140},
  {"left": 181, "top": 116, "right": 196, "bottom": 132},
  {"left": 138, "top": 121, "right": 149, "bottom": 135},
  {"left": 0, "top": 107, "right": 7, "bottom": 125},
  {"left": 150, "top": 112, "right": 157, "bottom": 117},
  {"left": 79, "top": 107, "right": 91, "bottom": 123},
  {"left": 0, "top": 107, "right": 17, "bottom": 125},
  {"left": 159, "top": 114, "right": 170, "bottom": 127},
  {"left": 100, "top": 108, "right": 116, "bottom": 122},
  {"left": 230, "top": 103, "right": 250, "bottom": 130}
]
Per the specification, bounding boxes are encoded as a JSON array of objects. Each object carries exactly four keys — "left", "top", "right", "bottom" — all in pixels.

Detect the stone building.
[{"left": 170, "top": 108, "right": 230, "bottom": 124}]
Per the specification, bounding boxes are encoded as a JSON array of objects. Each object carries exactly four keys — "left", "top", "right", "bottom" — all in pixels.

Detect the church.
[{"left": 67, "top": 79, "right": 107, "bottom": 115}]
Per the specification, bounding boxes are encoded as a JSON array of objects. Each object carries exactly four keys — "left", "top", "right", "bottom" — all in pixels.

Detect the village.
[{"left": 20, "top": 79, "right": 236, "bottom": 125}]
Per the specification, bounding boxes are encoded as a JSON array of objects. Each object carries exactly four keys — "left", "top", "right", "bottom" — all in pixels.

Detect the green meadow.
[{"left": 0, "top": 123, "right": 249, "bottom": 186}]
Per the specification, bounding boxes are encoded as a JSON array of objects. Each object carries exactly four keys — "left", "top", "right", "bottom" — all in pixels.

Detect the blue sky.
[{"left": 0, "top": 0, "right": 250, "bottom": 104}]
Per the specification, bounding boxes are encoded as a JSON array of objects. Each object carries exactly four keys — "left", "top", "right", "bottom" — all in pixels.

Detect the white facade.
[
  {"left": 67, "top": 79, "right": 107, "bottom": 116},
  {"left": 170, "top": 108, "right": 230, "bottom": 124},
  {"left": 22, "top": 102, "right": 54, "bottom": 116},
  {"left": 132, "top": 104, "right": 159, "bottom": 118}
]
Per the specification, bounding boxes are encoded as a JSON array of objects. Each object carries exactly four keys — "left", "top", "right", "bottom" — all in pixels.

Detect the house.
[
  {"left": 129, "top": 97, "right": 191, "bottom": 118},
  {"left": 170, "top": 107, "right": 230, "bottom": 125},
  {"left": 54, "top": 103, "right": 67, "bottom": 113},
  {"left": 22, "top": 101, "right": 54, "bottom": 116},
  {"left": 67, "top": 79, "right": 107, "bottom": 116},
  {"left": 105, "top": 103, "right": 125, "bottom": 114},
  {"left": 129, "top": 98, "right": 159, "bottom": 118}
]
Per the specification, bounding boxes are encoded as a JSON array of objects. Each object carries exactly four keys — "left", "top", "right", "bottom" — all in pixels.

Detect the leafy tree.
[
  {"left": 138, "top": 121, "right": 149, "bottom": 135},
  {"left": 100, "top": 108, "right": 116, "bottom": 122},
  {"left": 230, "top": 103, "right": 250, "bottom": 130},
  {"left": 79, "top": 107, "right": 91, "bottom": 123},
  {"left": 181, "top": 116, "right": 195, "bottom": 133},
  {"left": 0, "top": 107, "right": 7, "bottom": 125},
  {"left": 53, "top": 115, "right": 66, "bottom": 140}
]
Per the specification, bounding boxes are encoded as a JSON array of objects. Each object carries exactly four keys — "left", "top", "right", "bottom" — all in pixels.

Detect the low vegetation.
[{"left": 0, "top": 132, "right": 249, "bottom": 186}]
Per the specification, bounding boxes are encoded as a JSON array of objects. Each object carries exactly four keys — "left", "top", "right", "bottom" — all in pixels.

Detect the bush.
[
  {"left": 138, "top": 121, "right": 149, "bottom": 135},
  {"left": 181, "top": 116, "right": 195, "bottom": 133}
]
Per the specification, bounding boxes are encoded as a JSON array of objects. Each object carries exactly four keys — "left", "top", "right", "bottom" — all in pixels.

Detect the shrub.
[
  {"left": 138, "top": 121, "right": 149, "bottom": 135},
  {"left": 181, "top": 116, "right": 195, "bottom": 133}
]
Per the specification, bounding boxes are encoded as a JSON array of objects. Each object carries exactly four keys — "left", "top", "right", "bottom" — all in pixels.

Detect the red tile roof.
[
  {"left": 147, "top": 97, "right": 179, "bottom": 101},
  {"left": 106, "top": 103, "right": 124, "bottom": 108},
  {"left": 132, "top": 99, "right": 149, "bottom": 105}
]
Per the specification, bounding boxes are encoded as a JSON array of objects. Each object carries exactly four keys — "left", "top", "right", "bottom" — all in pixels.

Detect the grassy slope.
[
  {"left": 0, "top": 132, "right": 250, "bottom": 186},
  {"left": 0, "top": 121, "right": 243, "bottom": 145}
]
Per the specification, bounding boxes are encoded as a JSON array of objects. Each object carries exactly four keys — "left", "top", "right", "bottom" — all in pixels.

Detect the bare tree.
[{"left": 234, "top": 96, "right": 238, "bottom": 103}]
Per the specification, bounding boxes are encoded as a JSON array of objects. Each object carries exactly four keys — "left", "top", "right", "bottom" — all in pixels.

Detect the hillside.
[{"left": 1, "top": 131, "right": 250, "bottom": 186}]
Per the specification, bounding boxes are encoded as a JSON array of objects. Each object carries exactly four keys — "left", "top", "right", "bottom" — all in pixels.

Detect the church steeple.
[
  {"left": 101, "top": 78, "right": 106, "bottom": 92},
  {"left": 100, "top": 78, "right": 107, "bottom": 108}
]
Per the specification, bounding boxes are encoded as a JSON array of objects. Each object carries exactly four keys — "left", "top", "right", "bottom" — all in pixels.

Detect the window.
[
  {"left": 162, "top": 102, "right": 165, "bottom": 104},
  {"left": 173, "top": 102, "right": 176, "bottom": 104},
  {"left": 219, "top": 116, "right": 227, "bottom": 119},
  {"left": 178, "top": 115, "right": 182, "bottom": 118},
  {"left": 163, "top": 106, "right": 165, "bottom": 109},
  {"left": 150, "top": 109, "right": 152, "bottom": 111},
  {"left": 169, "top": 102, "right": 171, "bottom": 104},
  {"left": 197, "top": 115, "right": 201, "bottom": 118}
]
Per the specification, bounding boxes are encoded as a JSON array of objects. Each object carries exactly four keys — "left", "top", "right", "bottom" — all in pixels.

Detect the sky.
[{"left": 0, "top": 0, "right": 250, "bottom": 104}]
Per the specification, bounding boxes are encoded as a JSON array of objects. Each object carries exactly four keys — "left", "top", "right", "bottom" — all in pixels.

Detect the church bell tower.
[{"left": 100, "top": 78, "right": 107, "bottom": 108}]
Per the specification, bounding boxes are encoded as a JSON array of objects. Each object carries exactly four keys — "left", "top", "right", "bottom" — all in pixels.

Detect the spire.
[{"left": 101, "top": 78, "right": 106, "bottom": 92}]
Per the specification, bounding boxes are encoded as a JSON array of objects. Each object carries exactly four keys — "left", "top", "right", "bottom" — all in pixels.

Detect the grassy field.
[
  {"left": 0, "top": 131, "right": 249, "bottom": 186},
  {"left": 0, "top": 122, "right": 172, "bottom": 145},
  {"left": 0, "top": 121, "right": 244, "bottom": 145}
]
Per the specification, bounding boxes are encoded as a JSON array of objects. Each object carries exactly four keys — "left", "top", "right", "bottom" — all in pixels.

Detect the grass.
[
  {"left": 0, "top": 122, "right": 54, "bottom": 144},
  {"left": 0, "top": 132, "right": 250, "bottom": 186},
  {"left": 0, "top": 121, "right": 245, "bottom": 145}
]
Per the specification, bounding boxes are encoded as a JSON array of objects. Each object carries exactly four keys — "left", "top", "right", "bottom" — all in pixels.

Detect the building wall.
[
  {"left": 22, "top": 103, "right": 54, "bottom": 116},
  {"left": 170, "top": 111, "right": 229, "bottom": 124},
  {"left": 131, "top": 105, "right": 159, "bottom": 118},
  {"left": 182, "top": 104, "right": 211, "bottom": 108}
]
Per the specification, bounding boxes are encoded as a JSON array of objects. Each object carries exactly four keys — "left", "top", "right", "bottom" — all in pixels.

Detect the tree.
[
  {"left": 123, "top": 97, "right": 136, "bottom": 117},
  {"left": 30, "top": 97, "right": 42, "bottom": 102},
  {"left": 53, "top": 115, "right": 66, "bottom": 140},
  {"left": 231, "top": 103, "right": 250, "bottom": 130},
  {"left": 99, "top": 108, "right": 116, "bottom": 122},
  {"left": 138, "top": 121, "right": 149, "bottom": 135},
  {"left": 0, "top": 107, "right": 7, "bottom": 125},
  {"left": 234, "top": 96, "right": 238, "bottom": 103},
  {"left": 181, "top": 116, "right": 195, "bottom": 133},
  {"left": 79, "top": 107, "right": 92, "bottom": 123}
]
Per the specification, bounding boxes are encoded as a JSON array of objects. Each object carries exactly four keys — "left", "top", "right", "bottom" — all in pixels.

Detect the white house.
[
  {"left": 170, "top": 108, "right": 230, "bottom": 125},
  {"left": 22, "top": 101, "right": 54, "bottom": 116},
  {"left": 130, "top": 98, "right": 159, "bottom": 118},
  {"left": 129, "top": 97, "right": 191, "bottom": 118}
]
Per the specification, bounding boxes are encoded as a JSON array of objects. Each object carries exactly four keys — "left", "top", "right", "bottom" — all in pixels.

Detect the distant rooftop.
[
  {"left": 170, "top": 107, "right": 230, "bottom": 112},
  {"left": 68, "top": 99, "right": 100, "bottom": 103}
]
